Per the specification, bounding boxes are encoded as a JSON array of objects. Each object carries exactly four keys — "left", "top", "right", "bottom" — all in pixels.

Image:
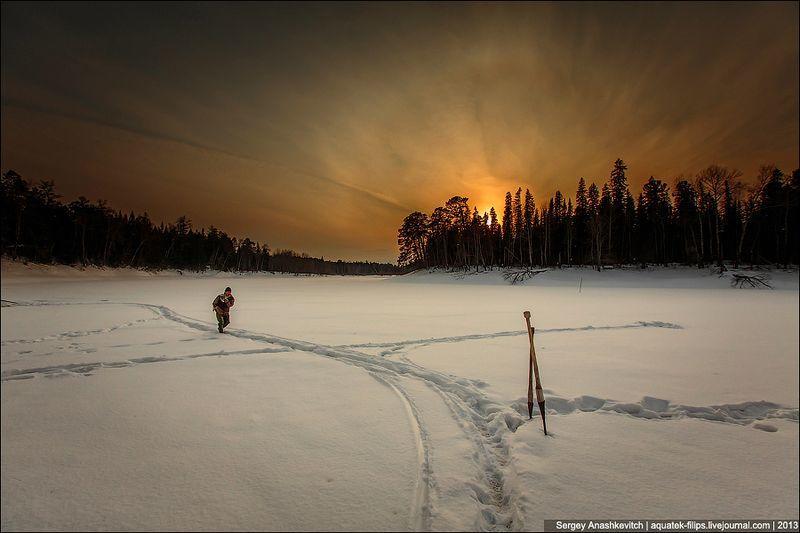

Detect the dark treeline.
[
  {"left": 1, "top": 170, "right": 400, "bottom": 275},
  {"left": 398, "top": 159, "right": 800, "bottom": 270}
]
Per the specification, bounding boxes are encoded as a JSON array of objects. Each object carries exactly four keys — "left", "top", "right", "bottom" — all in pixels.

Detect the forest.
[
  {"left": 0, "top": 170, "right": 400, "bottom": 275},
  {"left": 397, "top": 160, "right": 800, "bottom": 270}
]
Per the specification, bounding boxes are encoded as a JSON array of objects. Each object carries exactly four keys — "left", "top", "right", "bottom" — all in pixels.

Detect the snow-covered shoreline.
[
  {"left": 0, "top": 259, "right": 391, "bottom": 283},
  {"left": 3, "top": 258, "right": 798, "bottom": 290}
]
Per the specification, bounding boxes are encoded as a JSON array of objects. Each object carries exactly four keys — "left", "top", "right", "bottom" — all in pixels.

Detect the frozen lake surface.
[{"left": 2, "top": 262, "right": 798, "bottom": 530}]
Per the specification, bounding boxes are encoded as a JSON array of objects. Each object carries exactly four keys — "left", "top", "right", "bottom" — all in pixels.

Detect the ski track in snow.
[
  {"left": 392, "top": 351, "right": 522, "bottom": 529},
  {"left": 0, "top": 316, "right": 161, "bottom": 346},
  {"left": 337, "top": 321, "right": 683, "bottom": 351},
  {"left": 2, "top": 300, "right": 797, "bottom": 531},
  {"left": 369, "top": 373, "right": 434, "bottom": 532},
  {"left": 0, "top": 347, "right": 290, "bottom": 379}
]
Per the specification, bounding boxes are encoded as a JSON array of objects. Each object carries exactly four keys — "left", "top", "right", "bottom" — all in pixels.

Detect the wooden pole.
[
  {"left": 524, "top": 311, "right": 534, "bottom": 419},
  {"left": 523, "top": 311, "right": 548, "bottom": 435}
]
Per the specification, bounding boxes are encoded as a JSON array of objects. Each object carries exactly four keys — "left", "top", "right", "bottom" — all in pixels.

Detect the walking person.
[{"left": 212, "top": 287, "right": 235, "bottom": 333}]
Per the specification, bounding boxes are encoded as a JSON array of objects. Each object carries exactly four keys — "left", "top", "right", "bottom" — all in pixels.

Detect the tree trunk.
[
  {"left": 81, "top": 224, "right": 87, "bottom": 266},
  {"left": 128, "top": 239, "right": 145, "bottom": 267},
  {"left": 696, "top": 212, "right": 705, "bottom": 267},
  {"left": 14, "top": 209, "right": 23, "bottom": 260},
  {"left": 714, "top": 211, "right": 723, "bottom": 267}
]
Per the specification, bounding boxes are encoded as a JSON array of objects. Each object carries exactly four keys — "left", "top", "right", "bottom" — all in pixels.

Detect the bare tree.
[
  {"left": 736, "top": 166, "right": 772, "bottom": 266},
  {"left": 696, "top": 165, "right": 742, "bottom": 267}
]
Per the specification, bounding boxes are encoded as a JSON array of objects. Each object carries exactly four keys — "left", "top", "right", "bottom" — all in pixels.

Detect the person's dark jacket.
[{"left": 213, "top": 293, "right": 235, "bottom": 315}]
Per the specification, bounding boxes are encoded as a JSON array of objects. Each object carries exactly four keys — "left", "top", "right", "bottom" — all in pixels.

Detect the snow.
[
  {"left": 2, "top": 261, "right": 798, "bottom": 530},
  {"left": 512, "top": 414, "right": 798, "bottom": 522},
  {"left": 2, "top": 354, "right": 419, "bottom": 531}
]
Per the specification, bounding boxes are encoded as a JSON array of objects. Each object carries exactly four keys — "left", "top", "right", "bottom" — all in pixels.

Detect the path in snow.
[
  {"left": 2, "top": 299, "right": 797, "bottom": 531},
  {"left": 0, "top": 316, "right": 160, "bottom": 345},
  {"left": 337, "top": 320, "right": 683, "bottom": 351}
]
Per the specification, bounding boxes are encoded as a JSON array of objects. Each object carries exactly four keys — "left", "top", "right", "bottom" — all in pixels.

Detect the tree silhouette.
[
  {"left": 395, "top": 160, "right": 800, "bottom": 270},
  {"left": 1, "top": 171, "right": 399, "bottom": 275}
]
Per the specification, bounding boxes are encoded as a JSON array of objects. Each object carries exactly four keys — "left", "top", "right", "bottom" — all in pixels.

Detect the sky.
[{"left": 2, "top": 2, "right": 798, "bottom": 262}]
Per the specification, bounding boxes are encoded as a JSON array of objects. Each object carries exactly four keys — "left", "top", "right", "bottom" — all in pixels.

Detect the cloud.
[{"left": 2, "top": 2, "right": 797, "bottom": 262}]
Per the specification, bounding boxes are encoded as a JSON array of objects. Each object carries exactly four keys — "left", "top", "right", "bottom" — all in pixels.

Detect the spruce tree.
[
  {"left": 502, "top": 192, "right": 514, "bottom": 266},
  {"left": 574, "top": 178, "right": 589, "bottom": 264},
  {"left": 523, "top": 189, "right": 535, "bottom": 266}
]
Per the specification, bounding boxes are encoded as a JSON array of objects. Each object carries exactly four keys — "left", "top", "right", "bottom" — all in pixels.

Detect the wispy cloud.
[{"left": 1, "top": 2, "right": 797, "bottom": 261}]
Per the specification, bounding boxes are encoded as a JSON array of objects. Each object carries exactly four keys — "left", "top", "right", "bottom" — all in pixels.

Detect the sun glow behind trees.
[{"left": 397, "top": 159, "right": 800, "bottom": 270}]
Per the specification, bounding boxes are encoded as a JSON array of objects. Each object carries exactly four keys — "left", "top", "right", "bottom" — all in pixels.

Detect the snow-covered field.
[{"left": 2, "top": 262, "right": 798, "bottom": 531}]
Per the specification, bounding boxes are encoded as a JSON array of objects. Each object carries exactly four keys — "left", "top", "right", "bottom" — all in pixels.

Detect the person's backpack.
[{"left": 212, "top": 294, "right": 226, "bottom": 311}]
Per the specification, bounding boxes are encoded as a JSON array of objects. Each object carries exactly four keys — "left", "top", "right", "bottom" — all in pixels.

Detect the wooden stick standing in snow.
[{"left": 523, "top": 311, "right": 548, "bottom": 435}]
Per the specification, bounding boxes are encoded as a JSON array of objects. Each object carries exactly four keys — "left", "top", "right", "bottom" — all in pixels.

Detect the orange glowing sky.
[{"left": 2, "top": 2, "right": 798, "bottom": 262}]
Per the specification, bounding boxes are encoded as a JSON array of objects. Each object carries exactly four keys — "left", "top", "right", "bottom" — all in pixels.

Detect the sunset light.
[
  {"left": 1, "top": 3, "right": 798, "bottom": 532},
  {"left": 2, "top": 3, "right": 796, "bottom": 263}
]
